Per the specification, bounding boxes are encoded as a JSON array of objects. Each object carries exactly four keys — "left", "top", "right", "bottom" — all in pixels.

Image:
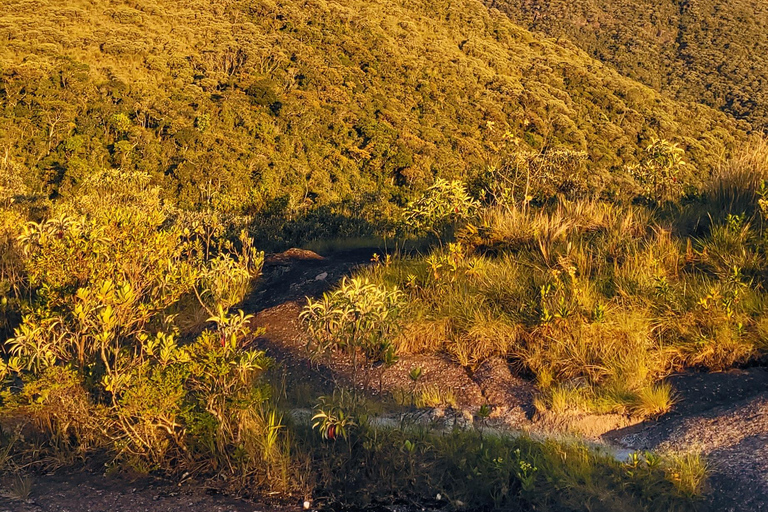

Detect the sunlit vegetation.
[
  {"left": 0, "top": 168, "right": 706, "bottom": 509},
  {"left": 358, "top": 140, "right": 768, "bottom": 416},
  {"left": 1, "top": 0, "right": 762, "bottom": 508},
  {"left": 0, "top": 170, "right": 294, "bottom": 488},
  {"left": 0, "top": 0, "right": 746, "bottom": 249}
]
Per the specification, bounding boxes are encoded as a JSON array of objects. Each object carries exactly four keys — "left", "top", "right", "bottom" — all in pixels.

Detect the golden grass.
[
  {"left": 361, "top": 175, "right": 768, "bottom": 418},
  {"left": 414, "top": 385, "right": 457, "bottom": 409},
  {"left": 631, "top": 382, "right": 676, "bottom": 418}
]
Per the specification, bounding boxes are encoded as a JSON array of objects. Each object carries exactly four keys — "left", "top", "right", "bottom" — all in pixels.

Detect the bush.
[
  {"left": 628, "top": 139, "right": 689, "bottom": 205},
  {"left": 404, "top": 178, "right": 479, "bottom": 238},
  {"left": 301, "top": 277, "right": 403, "bottom": 387},
  {"left": 0, "top": 169, "right": 288, "bottom": 490}
]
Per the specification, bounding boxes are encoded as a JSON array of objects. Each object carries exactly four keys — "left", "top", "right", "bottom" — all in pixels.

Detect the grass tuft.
[{"left": 631, "top": 382, "right": 677, "bottom": 418}]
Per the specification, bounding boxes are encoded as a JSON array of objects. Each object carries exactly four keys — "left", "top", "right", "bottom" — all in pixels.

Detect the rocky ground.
[
  {"left": 608, "top": 368, "right": 768, "bottom": 512},
  {"left": 2, "top": 248, "right": 767, "bottom": 511}
]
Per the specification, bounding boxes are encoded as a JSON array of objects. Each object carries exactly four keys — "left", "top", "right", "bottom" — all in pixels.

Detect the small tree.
[
  {"left": 404, "top": 178, "right": 479, "bottom": 238},
  {"left": 628, "top": 138, "right": 688, "bottom": 205}
]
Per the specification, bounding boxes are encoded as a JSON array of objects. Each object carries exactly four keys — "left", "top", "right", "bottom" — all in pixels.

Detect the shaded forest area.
[{"left": 488, "top": 0, "right": 768, "bottom": 131}]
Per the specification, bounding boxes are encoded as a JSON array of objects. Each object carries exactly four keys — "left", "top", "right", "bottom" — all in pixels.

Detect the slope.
[
  {"left": 0, "top": 0, "right": 744, "bottom": 240},
  {"left": 487, "top": 0, "right": 768, "bottom": 131}
]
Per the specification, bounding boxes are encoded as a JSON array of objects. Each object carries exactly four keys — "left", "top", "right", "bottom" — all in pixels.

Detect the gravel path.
[
  {"left": 608, "top": 368, "right": 768, "bottom": 511},
  {"left": 0, "top": 472, "right": 295, "bottom": 512}
]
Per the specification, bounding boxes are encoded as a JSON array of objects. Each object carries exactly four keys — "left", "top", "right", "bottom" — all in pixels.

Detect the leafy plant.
[
  {"left": 300, "top": 277, "right": 403, "bottom": 387},
  {"left": 312, "top": 394, "right": 357, "bottom": 442},
  {"left": 404, "top": 179, "right": 479, "bottom": 238},
  {"left": 629, "top": 139, "right": 689, "bottom": 205}
]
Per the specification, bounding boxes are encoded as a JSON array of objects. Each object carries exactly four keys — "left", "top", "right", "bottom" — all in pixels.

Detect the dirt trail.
[
  {"left": 246, "top": 249, "right": 494, "bottom": 411},
  {"left": 0, "top": 470, "right": 293, "bottom": 512},
  {"left": 247, "top": 249, "right": 637, "bottom": 435},
  {"left": 606, "top": 368, "right": 768, "bottom": 512}
]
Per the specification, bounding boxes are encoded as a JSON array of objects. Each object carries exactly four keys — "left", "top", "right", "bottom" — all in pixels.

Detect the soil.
[
  {"left": 3, "top": 248, "right": 768, "bottom": 511},
  {"left": 606, "top": 368, "right": 768, "bottom": 512},
  {"left": 0, "top": 470, "right": 297, "bottom": 512}
]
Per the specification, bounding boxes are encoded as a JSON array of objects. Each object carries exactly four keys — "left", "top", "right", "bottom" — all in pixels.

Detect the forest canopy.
[
  {"left": 488, "top": 0, "right": 768, "bottom": 132},
  {"left": 0, "top": 0, "right": 745, "bottom": 247}
]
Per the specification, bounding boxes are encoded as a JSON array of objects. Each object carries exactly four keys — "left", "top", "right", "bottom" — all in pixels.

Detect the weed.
[
  {"left": 665, "top": 451, "right": 708, "bottom": 499},
  {"left": 632, "top": 382, "right": 677, "bottom": 418},
  {"left": 301, "top": 277, "right": 403, "bottom": 388},
  {"left": 7, "top": 472, "right": 33, "bottom": 501},
  {"left": 414, "top": 385, "right": 457, "bottom": 409}
]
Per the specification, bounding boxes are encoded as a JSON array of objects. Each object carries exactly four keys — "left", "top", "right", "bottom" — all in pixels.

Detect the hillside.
[
  {"left": 3, "top": 1, "right": 768, "bottom": 509},
  {"left": 0, "top": 0, "right": 744, "bottom": 244},
  {"left": 487, "top": 0, "right": 768, "bottom": 131}
]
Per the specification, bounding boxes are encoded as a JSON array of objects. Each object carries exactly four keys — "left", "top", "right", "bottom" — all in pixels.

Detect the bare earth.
[
  {"left": 0, "top": 471, "right": 295, "bottom": 512},
  {"left": 2, "top": 249, "right": 767, "bottom": 511}
]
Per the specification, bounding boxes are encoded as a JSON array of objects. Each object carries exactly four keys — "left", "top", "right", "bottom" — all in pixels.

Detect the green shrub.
[
  {"left": 404, "top": 178, "right": 479, "bottom": 238},
  {"left": 301, "top": 277, "right": 403, "bottom": 387},
  {"left": 628, "top": 139, "right": 689, "bottom": 205}
]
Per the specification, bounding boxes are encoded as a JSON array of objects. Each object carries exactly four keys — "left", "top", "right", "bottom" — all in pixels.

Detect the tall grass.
[
  {"left": 357, "top": 148, "right": 768, "bottom": 415},
  {"left": 706, "top": 138, "right": 768, "bottom": 219}
]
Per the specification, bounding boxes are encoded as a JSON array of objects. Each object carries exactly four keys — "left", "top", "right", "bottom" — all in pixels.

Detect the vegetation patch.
[{"left": 355, "top": 140, "right": 768, "bottom": 417}]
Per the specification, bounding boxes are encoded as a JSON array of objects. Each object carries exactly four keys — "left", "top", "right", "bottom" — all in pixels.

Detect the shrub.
[
  {"left": 301, "top": 277, "right": 403, "bottom": 387},
  {"left": 628, "top": 138, "right": 689, "bottom": 205},
  {"left": 404, "top": 178, "right": 479, "bottom": 238},
  {"left": 0, "top": 169, "right": 285, "bottom": 490},
  {"left": 473, "top": 148, "right": 589, "bottom": 208}
]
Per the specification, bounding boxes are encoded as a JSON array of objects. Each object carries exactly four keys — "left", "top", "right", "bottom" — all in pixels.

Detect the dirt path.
[
  {"left": 248, "top": 249, "right": 638, "bottom": 435},
  {"left": 0, "top": 471, "right": 294, "bottom": 512},
  {"left": 606, "top": 368, "right": 768, "bottom": 512}
]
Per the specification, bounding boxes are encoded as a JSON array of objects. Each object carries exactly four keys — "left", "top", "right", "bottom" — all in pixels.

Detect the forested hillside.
[
  {"left": 3, "top": 1, "right": 768, "bottom": 509},
  {"left": 0, "top": 0, "right": 743, "bottom": 245},
  {"left": 487, "top": 0, "right": 768, "bottom": 131}
]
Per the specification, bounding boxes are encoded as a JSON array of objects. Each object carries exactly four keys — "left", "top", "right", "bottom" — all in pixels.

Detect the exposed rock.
[
  {"left": 606, "top": 368, "right": 768, "bottom": 512},
  {"left": 264, "top": 248, "right": 325, "bottom": 266},
  {"left": 378, "top": 355, "right": 486, "bottom": 409}
]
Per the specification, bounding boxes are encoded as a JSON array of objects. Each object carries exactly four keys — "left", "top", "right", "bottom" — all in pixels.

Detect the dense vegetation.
[
  {"left": 0, "top": 167, "right": 709, "bottom": 511},
  {"left": 0, "top": 0, "right": 746, "bottom": 248},
  {"left": 359, "top": 140, "right": 768, "bottom": 416},
  {"left": 488, "top": 0, "right": 768, "bottom": 131},
  {"left": 1, "top": 0, "right": 763, "bottom": 509}
]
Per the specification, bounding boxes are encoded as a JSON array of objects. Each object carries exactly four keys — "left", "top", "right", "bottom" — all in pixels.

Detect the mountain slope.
[
  {"left": 0, "top": 0, "right": 744, "bottom": 226},
  {"left": 487, "top": 0, "right": 768, "bottom": 131}
]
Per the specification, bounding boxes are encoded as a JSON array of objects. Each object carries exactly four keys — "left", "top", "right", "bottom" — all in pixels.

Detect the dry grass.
[
  {"left": 360, "top": 157, "right": 768, "bottom": 417},
  {"left": 707, "top": 138, "right": 768, "bottom": 218},
  {"left": 5, "top": 472, "right": 33, "bottom": 501},
  {"left": 631, "top": 382, "right": 676, "bottom": 418},
  {"left": 415, "top": 385, "right": 457, "bottom": 409}
]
